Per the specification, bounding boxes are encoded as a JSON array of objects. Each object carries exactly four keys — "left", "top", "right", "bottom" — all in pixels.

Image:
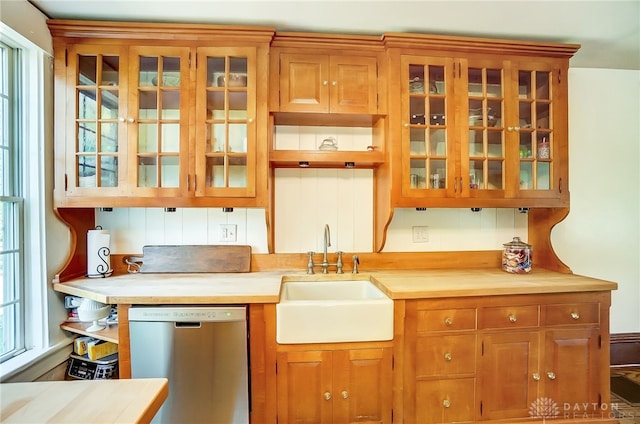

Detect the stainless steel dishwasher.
[{"left": 128, "top": 306, "right": 249, "bottom": 424}]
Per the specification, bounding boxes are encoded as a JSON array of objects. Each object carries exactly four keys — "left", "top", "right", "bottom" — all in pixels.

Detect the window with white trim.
[{"left": 0, "top": 24, "right": 47, "bottom": 369}]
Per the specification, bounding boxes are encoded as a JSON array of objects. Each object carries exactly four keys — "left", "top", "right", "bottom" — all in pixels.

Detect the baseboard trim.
[{"left": 611, "top": 332, "right": 640, "bottom": 367}]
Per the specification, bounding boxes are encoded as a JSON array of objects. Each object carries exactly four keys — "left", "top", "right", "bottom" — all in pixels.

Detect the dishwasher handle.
[{"left": 175, "top": 322, "right": 202, "bottom": 329}]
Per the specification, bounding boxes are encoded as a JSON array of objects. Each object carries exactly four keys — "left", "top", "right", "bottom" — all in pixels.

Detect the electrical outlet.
[
  {"left": 412, "top": 226, "right": 429, "bottom": 243},
  {"left": 219, "top": 224, "right": 237, "bottom": 242}
]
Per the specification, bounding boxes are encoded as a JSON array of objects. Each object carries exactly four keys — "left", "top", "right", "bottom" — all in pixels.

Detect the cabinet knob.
[
  {"left": 324, "top": 391, "right": 332, "bottom": 401},
  {"left": 332, "top": 80, "right": 337, "bottom": 86},
  {"left": 533, "top": 373, "right": 541, "bottom": 381},
  {"left": 403, "top": 123, "right": 410, "bottom": 128},
  {"left": 127, "top": 117, "right": 135, "bottom": 123},
  {"left": 444, "top": 352, "right": 452, "bottom": 361},
  {"left": 443, "top": 399, "right": 451, "bottom": 408},
  {"left": 444, "top": 317, "right": 453, "bottom": 326},
  {"left": 571, "top": 312, "right": 580, "bottom": 320},
  {"left": 118, "top": 117, "right": 125, "bottom": 122},
  {"left": 247, "top": 118, "right": 254, "bottom": 123},
  {"left": 508, "top": 314, "right": 517, "bottom": 323},
  {"left": 547, "top": 371, "right": 556, "bottom": 380},
  {"left": 341, "top": 390, "right": 348, "bottom": 399},
  {"left": 323, "top": 80, "right": 329, "bottom": 86}
]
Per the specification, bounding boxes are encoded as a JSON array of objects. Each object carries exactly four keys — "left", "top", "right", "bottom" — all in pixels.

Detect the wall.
[{"left": 553, "top": 68, "right": 640, "bottom": 334}]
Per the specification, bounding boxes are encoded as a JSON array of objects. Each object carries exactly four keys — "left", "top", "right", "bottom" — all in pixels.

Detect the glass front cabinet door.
[
  {"left": 195, "top": 47, "right": 256, "bottom": 198},
  {"left": 398, "top": 54, "right": 566, "bottom": 206},
  {"left": 65, "top": 44, "right": 128, "bottom": 197},
  {"left": 128, "top": 46, "right": 191, "bottom": 197}
]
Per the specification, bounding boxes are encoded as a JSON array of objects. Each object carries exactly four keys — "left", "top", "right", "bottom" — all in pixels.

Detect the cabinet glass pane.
[
  {"left": 229, "top": 157, "right": 247, "bottom": 188},
  {"left": 467, "top": 68, "right": 504, "bottom": 191},
  {"left": 136, "top": 54, "right": 182, "bottom": 188},
  {"left": 74, "top": 53, "right": 121, "bottom": 188},
  {"left": 203, "top": 54, "right": 250, "bottom": 190},
  {"left": 519, "top": 70, "right": 554, "bottom": 192},
  {"left": 488, "top": 160, "right": 503, "bottom": 189},
  {"left": 138, "top": 157, "right": 157, "bottom": 187},
  {"left": 160, "top": 156, "right": 179, "bottom": 187},
  {"left": 100, "top": 156, "right": 117, "bottom": 187},
  {"left": 101, "top": 123, "right": 118, "bottom": 152},
  {"left": 408, "top": 64, "right": 448, "bottom": 190}
]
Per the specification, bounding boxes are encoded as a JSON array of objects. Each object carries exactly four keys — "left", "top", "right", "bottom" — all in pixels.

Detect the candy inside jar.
[{"left": 502, "top": 237, "right": 532, "bottom": 273}]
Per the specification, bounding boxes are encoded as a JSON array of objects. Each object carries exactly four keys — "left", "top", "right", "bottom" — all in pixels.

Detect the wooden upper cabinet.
[
  {"left": 49, "top": 20, "right": 274, "bottom": 208},
  {"left": 278, "top": 53, "right": 378, "bottom": 114}
]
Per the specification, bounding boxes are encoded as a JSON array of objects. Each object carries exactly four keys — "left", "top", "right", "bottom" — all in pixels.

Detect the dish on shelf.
[{"left": 151, "top": 74, "right": 180, "bottom": 86}]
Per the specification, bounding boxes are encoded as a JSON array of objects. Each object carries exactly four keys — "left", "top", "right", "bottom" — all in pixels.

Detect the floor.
[{"left": 610, "top": 366, "right": 640, "bottom": 423}]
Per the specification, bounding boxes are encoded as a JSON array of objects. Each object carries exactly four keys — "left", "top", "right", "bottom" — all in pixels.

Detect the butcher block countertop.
[
  {"left": 53, "top": 268, "right": 617, "bottom": 304},
  {"left": 0, "top": 378, "right": 168, "bottom": 423}
]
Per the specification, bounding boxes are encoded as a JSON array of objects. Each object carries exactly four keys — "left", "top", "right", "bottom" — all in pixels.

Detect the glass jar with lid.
[{"left": 502, "top": 237, "right": 532, "bottom": 273}]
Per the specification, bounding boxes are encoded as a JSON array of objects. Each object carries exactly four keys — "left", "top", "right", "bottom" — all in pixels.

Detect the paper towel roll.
[{"left": 87, "top": 228, "right": 112, "bottom": 278}]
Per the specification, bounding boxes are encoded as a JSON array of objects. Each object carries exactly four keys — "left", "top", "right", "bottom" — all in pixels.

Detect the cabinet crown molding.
[{"left": 383, "top": 32, "right": 580, "bottom": 58}]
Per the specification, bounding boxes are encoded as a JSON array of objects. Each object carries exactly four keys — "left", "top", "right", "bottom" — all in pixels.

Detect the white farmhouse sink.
[{"left": 276, "top": 279, "right": 393, "bottom": 344}]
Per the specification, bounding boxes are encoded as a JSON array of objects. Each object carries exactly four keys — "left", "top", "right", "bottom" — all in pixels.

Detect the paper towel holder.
[{"left": 87, "top": 226, "right": 113, "bottom": 278}]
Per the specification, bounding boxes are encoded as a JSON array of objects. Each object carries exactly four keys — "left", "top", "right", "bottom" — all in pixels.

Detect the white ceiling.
[{"left": 28, "top": 0, "right": 640, "bottom": 70}]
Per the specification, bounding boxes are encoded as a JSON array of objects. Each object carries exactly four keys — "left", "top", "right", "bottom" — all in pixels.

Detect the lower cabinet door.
[
  {"left": 479, "top": 331, "right": 540, "bottom": 420},
  {"left": 415, "top": 378, "right": 476, "bottom": 423}
]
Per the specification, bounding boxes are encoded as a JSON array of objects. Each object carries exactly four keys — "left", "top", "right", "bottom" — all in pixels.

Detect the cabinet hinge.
[
  {"left": 480, "top": 401, "right": 483, "bottom": 416},
  {"left": 598, "top": 334, "right": 602, "bottom": 349},
  {"left": 558, "top": 69, "right": 562, "bottom": 84},
  {"left": 481, "top": 340, "right": 484, "bottom": 356},
  {"left": 64, "top": 174, "right": 68, "bottom": 191},
  {"left": 64, "top": 49, "right": 68, "bottom": 67},
  {"left": 392, "top": 355, "right": 394, "bottom": 370}
]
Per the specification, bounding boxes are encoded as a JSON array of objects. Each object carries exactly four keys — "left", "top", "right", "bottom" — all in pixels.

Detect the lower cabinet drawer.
[
  {"left": 478, "top": 305, "right": 539, "bottom": 329},
  {"left": 416, "top": 378, "right": 475, "bottom": 424},
  {"left": 542, "top": 303, "right": 600, "bottom": 326},
  {"left": 416, "top": 334, "right": 476, "bottom": 377}
]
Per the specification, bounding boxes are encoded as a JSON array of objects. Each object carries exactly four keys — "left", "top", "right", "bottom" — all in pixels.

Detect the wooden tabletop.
[{"left": 0, "top": 378, "right": 168, "bottom": 423}]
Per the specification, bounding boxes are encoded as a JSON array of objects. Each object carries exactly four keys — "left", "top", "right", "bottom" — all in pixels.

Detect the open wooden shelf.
[
  {"left": 270, "top": 149, "right": 385, "bottom": 168},
  {"left": 61, "top": 321, "right": 119, "bottom": 344}
]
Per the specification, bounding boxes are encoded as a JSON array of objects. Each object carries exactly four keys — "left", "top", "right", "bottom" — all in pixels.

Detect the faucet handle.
[
  {"left": 336, "top": 251, "right": 344, "bottom": 274},
  {"left": 307, "top": 251, "right": 315, "bottom": 274},
  {"left": 352, "top": 255, "right": 360, "bottom": 274}
]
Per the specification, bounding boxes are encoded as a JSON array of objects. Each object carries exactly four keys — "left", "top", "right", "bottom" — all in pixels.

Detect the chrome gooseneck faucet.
[
  {"left": 322, "top": 224, "right": 331, "bottom": 273},
  {"left": 306, "top": 224, "right": 344, "bottom": 274}
]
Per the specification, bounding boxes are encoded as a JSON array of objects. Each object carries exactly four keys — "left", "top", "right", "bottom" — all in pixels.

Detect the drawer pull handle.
[
  {"left": 443, "top": 399, "right": 451, "bottom": 408},
  {"left": 444, "top": 317, "right": 453, "bottom": 326},
  {"left": 324, "top": 391, "right": 331, "bottom": 401},
  {"left": 444, "top": 352, "right": 452, "bottom": 361},
  {"left": 508, "top": 314, "right": 517, "bottom": 323},
  {"left": 532, "top": 373, "right": 541, "bottom": 381},
  {"left": 341, "top": 390, "right": 348, "bottom": 399},
  {"left": 571, "top": 312, "right": 580, "bottom": 320},
  {"left": 547, "top": 371, "right": 556, "bottom": 380}
]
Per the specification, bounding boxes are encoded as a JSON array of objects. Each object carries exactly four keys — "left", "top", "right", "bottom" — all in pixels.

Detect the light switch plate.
[
  {"left": 412, "top": 226, "right": 429, "bottom": 243},
  {"left": 219, "top": 224, "right": 237, "bottom": 242}
]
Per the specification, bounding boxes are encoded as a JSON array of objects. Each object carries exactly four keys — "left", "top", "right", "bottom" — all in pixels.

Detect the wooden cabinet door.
[
  {"left": 479, "top": 331, "right": 540, "bottom": 420},
  {"left": 276, "top": 350, "right": 333, "bottom": 423},
  {"left": 508, "top": 60, "right": 566, "bottom": 203},
  {"left": 329, "top": 56, "right": 378, "bottom": 114},
  {"left": 543, "top": 328, "right": 601, "bottom": 412},
  {"left": 195, "top": 47, "right": 258, "bottom": 198},
  {"left": 333, "top": 348, "right": 392, "bottom": 424},
  {"left": 64, "top": 44, "right": 129, "bottom": 198},
  {"left": 127, "top": 46, "right": 191, "bottom": 197},
  {"left": 399, "top": 55, "right": 457, "bottom": 200},
  {"left": 279, "top": 54, "right": 329, "bottom": 113}
]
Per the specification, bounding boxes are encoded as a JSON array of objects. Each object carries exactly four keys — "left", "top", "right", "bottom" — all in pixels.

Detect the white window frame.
[{"left": 0, "top": 22, "right": 49, "bottom": 376}]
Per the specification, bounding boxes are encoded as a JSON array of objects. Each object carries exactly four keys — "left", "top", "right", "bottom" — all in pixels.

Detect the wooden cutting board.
[{"left": 125, "top": 245, "right": 251, "bottom": 273}]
